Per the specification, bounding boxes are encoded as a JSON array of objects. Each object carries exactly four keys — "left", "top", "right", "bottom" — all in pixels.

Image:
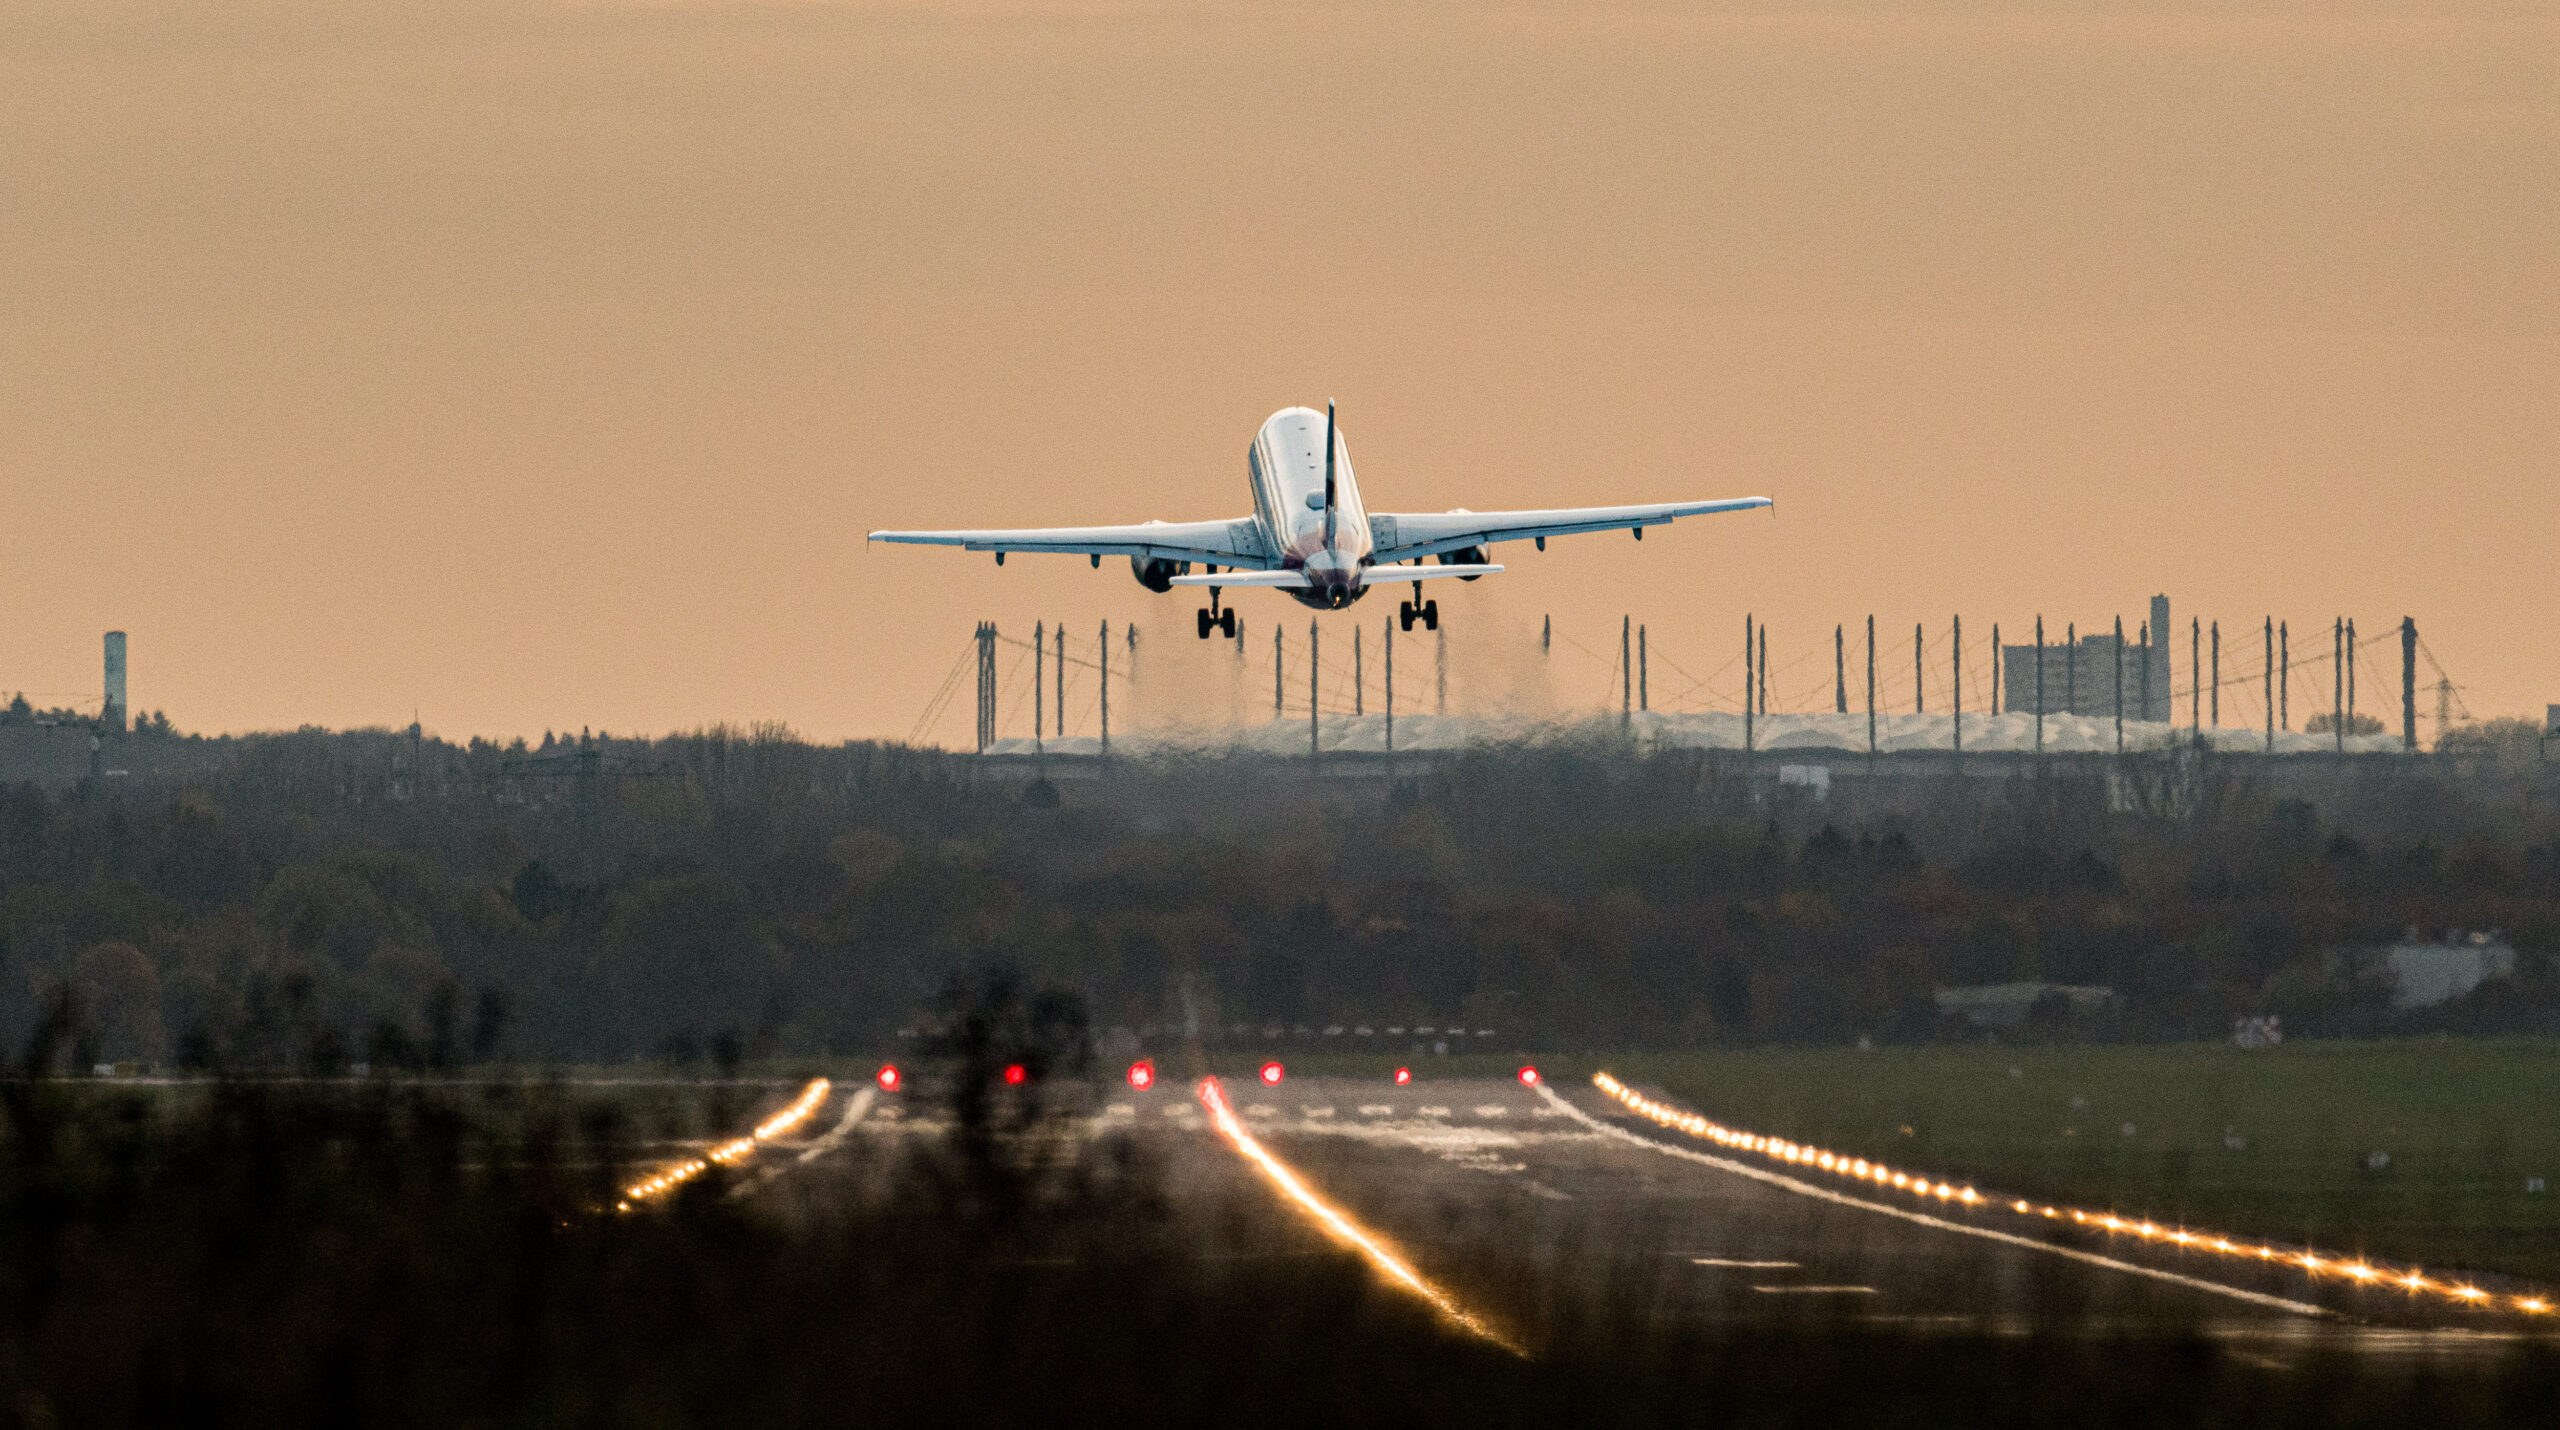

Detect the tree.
[
  {"left": 70, "top": 941, "right": 166, "bottom": 1065},
  {"left": 2304, "top": 712, "right": 2384, "bottom": 736},
  {"left": 2438, "top": 718, "right": 2542, "bottom": 766}
]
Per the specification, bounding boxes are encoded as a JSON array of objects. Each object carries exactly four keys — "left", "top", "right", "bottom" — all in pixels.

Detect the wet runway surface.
[{"left": 807, "top": 1073, "right": 2548, "bottom": 1363}]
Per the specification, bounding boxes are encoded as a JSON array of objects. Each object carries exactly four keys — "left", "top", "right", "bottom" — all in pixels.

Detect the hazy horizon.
[{"left": 5, "top": 0, "right": 2551, "bottom": 748}]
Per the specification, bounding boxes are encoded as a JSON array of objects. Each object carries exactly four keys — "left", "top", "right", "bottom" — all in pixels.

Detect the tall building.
[{"left": 2001, "top": 597, "right": 2172, "bottom": 720}]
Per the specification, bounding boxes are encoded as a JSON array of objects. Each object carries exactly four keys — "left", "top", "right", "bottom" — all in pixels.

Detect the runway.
[
  {"left": 1137, "top": 1072, "right": 2541, "bottom": 1355},
  {"left": 781, "top": 1071, "right": 2546, "bottom": 1362}
]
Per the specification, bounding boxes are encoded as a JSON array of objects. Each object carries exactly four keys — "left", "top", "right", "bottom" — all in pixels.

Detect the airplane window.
[{"left": 1305, "top": 492, "right": 1326, "bottom": 510}]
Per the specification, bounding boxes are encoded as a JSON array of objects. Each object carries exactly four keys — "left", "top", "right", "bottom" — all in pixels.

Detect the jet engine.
[
  {"left": 1437, "top": 546, "right": 1490, "bottom": 581},
  {"left": 1131, "top": 556, "right": 1192, "bottom": 593}
]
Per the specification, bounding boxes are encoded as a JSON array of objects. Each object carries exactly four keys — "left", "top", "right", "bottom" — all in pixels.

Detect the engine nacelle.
[
  {"left": 1131, "top": 556, "right": 1192, "bottom": 593},
  {"left": 1437, "top": 546, "right": 1490, "bottom": 581}
]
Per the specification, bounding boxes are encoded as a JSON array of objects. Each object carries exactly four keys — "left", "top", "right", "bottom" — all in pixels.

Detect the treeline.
[
  {"left": 0, "top": 726, "right": 2557, "bottom": 1068},
  {"left": 0, "top": 693, "right": 175, "bottom": 734}
]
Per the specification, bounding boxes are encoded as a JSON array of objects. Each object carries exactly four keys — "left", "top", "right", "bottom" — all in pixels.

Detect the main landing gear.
[
  {"left": 1196, "top": 589, "right": 1238, "bottom": 640},
  {"left": 1398, "top": 581, "right": 1438, "bottom": 633}
]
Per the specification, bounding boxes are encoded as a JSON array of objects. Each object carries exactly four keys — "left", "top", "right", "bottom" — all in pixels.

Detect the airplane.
[{"left": 868, "top": 404, "right": 1772, "bottom": 639}]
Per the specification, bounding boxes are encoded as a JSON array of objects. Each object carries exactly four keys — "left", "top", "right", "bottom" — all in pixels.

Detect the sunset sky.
[{"left": 4, "top": 0, "right": 2552, "bottom": 747}]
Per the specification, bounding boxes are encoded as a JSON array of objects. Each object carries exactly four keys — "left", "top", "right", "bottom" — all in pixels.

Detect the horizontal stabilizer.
[
  {"left": 1366, "top": 563, "right": 1503, "bottom": 583},
  {"left": 1166, "top": 570, "right": 1313, "bottom": 588}
]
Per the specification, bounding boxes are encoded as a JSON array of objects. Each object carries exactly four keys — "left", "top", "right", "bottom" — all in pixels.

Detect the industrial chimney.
[
  {"left": 103, "top": 631, "right": 127, "bottom": 734},
  {"left": 2148, "top": 595, "right": 2171, "bottom": 722}
]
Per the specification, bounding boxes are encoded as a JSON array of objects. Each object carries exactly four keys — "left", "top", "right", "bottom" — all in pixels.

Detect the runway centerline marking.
[
  {"left": 1694, "top": 1258, "right": 1800, "bottom": 1269},
  {"left": 1534, "top": 1084, "right": 2327, "bottom": 1319}
]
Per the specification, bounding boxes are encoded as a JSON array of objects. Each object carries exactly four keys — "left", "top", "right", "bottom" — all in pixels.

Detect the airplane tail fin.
[{"left": 1322, "top": 400, "right": 1338, "bottom": 549}]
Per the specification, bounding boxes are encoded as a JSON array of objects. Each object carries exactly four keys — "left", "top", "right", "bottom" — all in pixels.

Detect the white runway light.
[
  {"left": 1552, "top": 1080, "right": 2329, "bottom": 1317},
  {"left": 616, "top": 1078, "right": 831, "bottom": 1212},
  {"left": 1196, "top": 1077, "right": 1522, "bottom": 1356}
]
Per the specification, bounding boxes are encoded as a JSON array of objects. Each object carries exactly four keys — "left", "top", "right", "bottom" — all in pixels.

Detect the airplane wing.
[
  {"left": 867, "top": 517, "right": 1276, "bottom": 568},
  {"left": 1369, "top": 497, "right": 1772, "bottom": 563}
]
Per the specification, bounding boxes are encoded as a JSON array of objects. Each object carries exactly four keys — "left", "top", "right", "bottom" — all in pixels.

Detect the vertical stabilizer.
[{"left": 1322, "top": 401, "right": 1339, "bottom": 550}]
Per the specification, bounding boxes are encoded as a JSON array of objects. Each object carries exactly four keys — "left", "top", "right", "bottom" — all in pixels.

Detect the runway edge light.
[
  {"left": 1517, "top": 1067, "right": 1541, "bottom": 1086},
  {"left": 1127, "top": 1060, "right": 1155, "bottom": 1089},
  {"left": 1260, "top": 1061, "right": 1285, "bottom": 1085},
  {"left": 876, "top": 1065, "right": 900, "bottom": 1092},
  {"left": 1585, "top": 1069, "right": 2560, "bottom": 1321}
]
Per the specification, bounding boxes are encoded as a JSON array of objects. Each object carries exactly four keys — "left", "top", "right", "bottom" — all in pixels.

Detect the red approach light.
[
  {"left": 875, "top": 1065, "right": 901, "bottom": 1092},
  {"left": 1393, "top": 1067, "right": 1412, "bottom": 1085},
  {"left": 1518, "top": 1067, "right": 1541, "bottom": 1086},
  {"left": 1127, "top": 1060, "right": 1155, "bottom": 1089},
  {"left": 1003, "top": 1064, "right": 1029, "bottom": 1086},
  {"left": 1259, "top": 1062, "right": 1285, "bottom": 1086}
]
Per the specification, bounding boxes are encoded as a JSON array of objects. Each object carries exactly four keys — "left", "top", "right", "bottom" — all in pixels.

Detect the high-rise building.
[
  {"left": 2003, "top": 631, "right": 2135, "bottom": 718},
  {"left": 2001, "top": 600, "right": 2172, "bottom": 720}
]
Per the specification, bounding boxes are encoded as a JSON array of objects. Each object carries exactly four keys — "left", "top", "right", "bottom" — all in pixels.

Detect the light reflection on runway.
[{"left": 797, "top": 1071, "right": 2557, "bottom": 1361}]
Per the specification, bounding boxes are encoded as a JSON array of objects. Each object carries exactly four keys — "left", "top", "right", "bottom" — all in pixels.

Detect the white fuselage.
[{"left": 1247, "top": 407, "right": 1373, "bottom": 609}]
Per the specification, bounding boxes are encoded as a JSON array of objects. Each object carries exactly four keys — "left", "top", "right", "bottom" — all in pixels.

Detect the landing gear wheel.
[
  {"left": 1398, "top": 601, "right": 1416, "bottom": 633},
  {"left": 1219, "top": 608, "right": 1238, "bottom": 639},
  {"left": 1422, "top": 600, "right": 1440, "bottom": 631},
  {"left": 1196, "top": 608, "right": 1213, "bottom": 640}
]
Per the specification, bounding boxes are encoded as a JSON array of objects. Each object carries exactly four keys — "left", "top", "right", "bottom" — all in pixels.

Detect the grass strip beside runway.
[{"left": 1608, "top": 1040, "right": 2560, "bottom": 1283}]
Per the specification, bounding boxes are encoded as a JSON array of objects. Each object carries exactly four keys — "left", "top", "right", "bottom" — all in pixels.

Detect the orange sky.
[{"left": 3, "top": 0, "right": 2552, "bottom": 747}]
